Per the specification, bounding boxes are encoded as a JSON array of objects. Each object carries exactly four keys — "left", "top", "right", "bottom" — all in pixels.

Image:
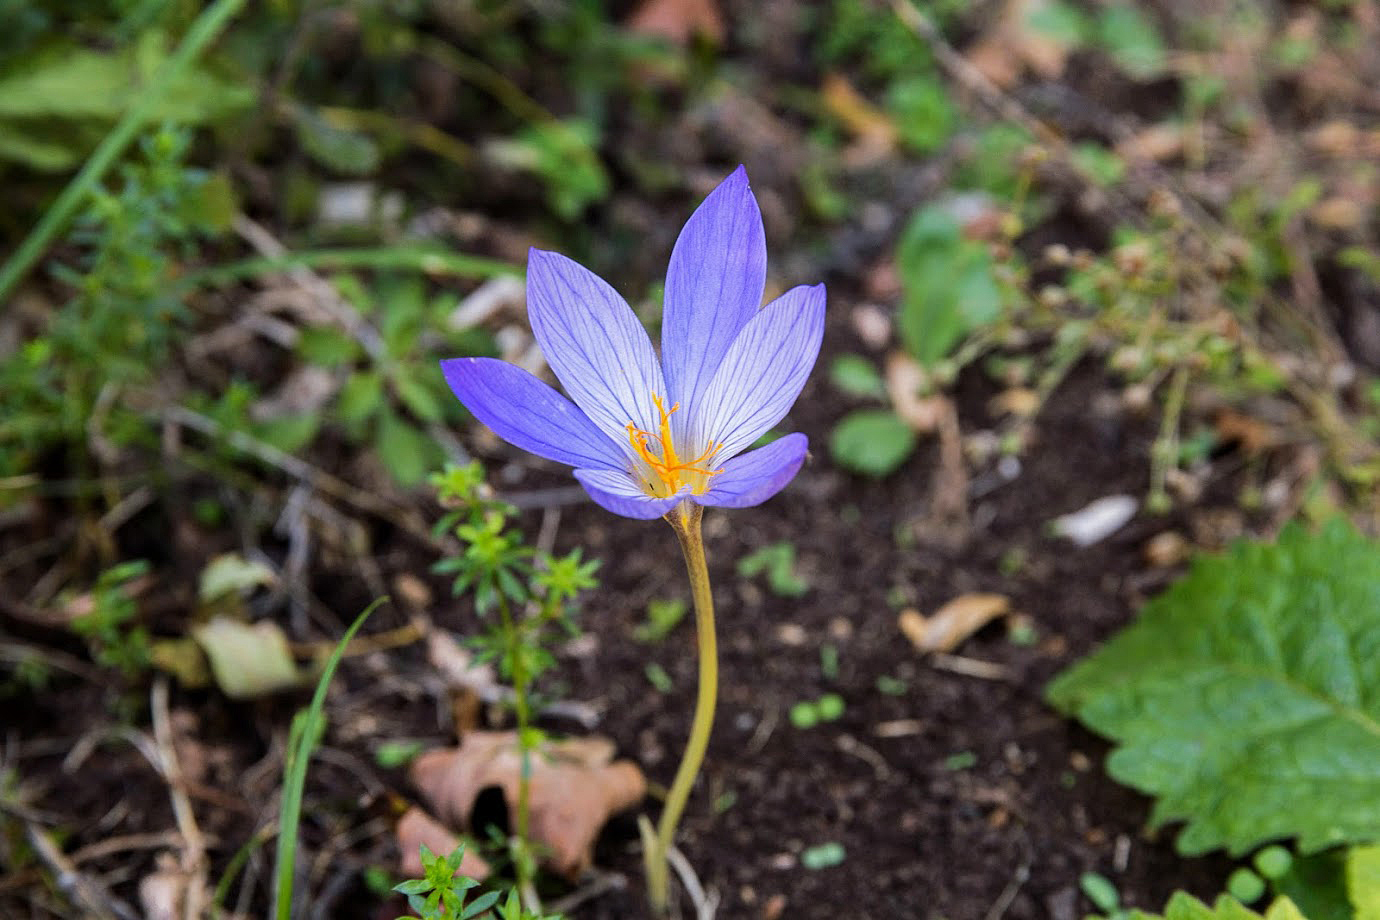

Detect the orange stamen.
[{"left": 626, "top": 393, "right": 723, "bottom": 497}]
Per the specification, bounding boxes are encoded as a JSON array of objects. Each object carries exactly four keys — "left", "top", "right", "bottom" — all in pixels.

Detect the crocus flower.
[{"left": 441, "top": 166, "right": 825, "bottom": 520}]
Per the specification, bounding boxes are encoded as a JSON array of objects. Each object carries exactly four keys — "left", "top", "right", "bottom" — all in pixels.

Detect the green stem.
[
  {"left": 647, "top": 502, "right": 718, "bottom": 915},
  {"left": 496, "top": 594, "right": 534, "bottom": 900},
  {"left": 0, "top": 0, "right": 246, "bottom": 305}
]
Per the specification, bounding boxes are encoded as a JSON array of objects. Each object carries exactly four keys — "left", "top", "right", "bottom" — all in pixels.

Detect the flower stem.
[{"left": 647, "top": 502, "right": 718, "bottom": 915}]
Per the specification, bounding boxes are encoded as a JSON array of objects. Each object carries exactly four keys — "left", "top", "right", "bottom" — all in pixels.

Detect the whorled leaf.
[{"left": 1048, "top": 520, "right": 1380, "bottom": 856}]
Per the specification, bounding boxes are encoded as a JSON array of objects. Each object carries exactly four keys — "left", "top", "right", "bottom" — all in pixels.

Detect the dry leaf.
[
  {"left": 1143, "top": 531, "right": 1189, "bottom": 568},
  {"left": 898, "top": 594, "right": 1011, "bottom": 653},
  {"left": 410, "top": 731, "right": 646, "bottom": 879},
  {"left": 821, "top": 73, "right": 897, "bottom": 164},
  {"left": 395, "top": 807, "right": 491, "bottom": 880},
  {"left": 1308, "top": 120, "right": 1361, "bottom": 157},
  {"left": 1309, "top": 196, "right": 1365, "bottom": 230},
  {"left": 989, "top": 387, "right": 1039, "bottom": 418},
  {"left": 626, "top": 0, "right": 724, "bottom": 46},
  {"left": 1051, "top": 495, "right": 1138, "bottom": 546},
  {"left": 851, "top": 304, "right": 893, "bottom": 350},
  {"left": 965, "top": 0, "right": 1074, "bottom": 89},
  {"left": 1214, "top": 408, "right": 1281, "bottom": 454},
  {"left": 191, "top": 618, "right": 303, "bottom": 699},
  {"left": 1115, "top": 123, "right": 1185, "bottom": 163},
  {"left": 885, "top": 351, "right": 944, "bottom": 433}
]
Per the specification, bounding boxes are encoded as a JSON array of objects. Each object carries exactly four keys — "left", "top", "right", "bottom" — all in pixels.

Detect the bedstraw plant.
[
  {"left": 440, "top": 167, "right": 824, "bottom": 914},
  {"left": 431, "top": 462, "right": 599, "bottom": 904}
]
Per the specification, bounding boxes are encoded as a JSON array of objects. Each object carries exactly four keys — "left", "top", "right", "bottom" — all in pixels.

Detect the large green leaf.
[
  {"left": 1129, "top": 892, "right": 1307, "bottom": 920},
  {"left": 1048, "top": 520, "right": 1380, "bottom": 856}
]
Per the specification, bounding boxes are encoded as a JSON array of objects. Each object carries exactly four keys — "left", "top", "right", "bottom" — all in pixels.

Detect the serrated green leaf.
[
  {"left": 1129, "top": 893, "right": 1309, "bottom": 920},
  {"left": 1048, "top": 520, "right": 1380, "bottom": 856},
  {"left": 829, "top": 410, "right": 916, "bottom": 477}
]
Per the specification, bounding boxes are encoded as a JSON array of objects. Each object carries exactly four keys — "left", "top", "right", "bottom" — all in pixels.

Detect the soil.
[
  {"left": 6, "top": 2, "right": 1340, "bottom": 918},
  {"left": 3, "top": 346, "right": 1246, "bottom": 920}
]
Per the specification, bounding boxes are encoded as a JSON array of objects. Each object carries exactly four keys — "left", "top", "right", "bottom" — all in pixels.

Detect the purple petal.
[
  {"left": 690, "top": 283, "right": 825, "bottom": 461},
  {"left": 441, "top": 358, "right": 627, "bottom": 469},
  {"left": 661, "top": 166, "right": 767, "bottom": 441},
  {"left": 526, "top": 249, "right": 665, "bottom": 446},
  {"left": 573, "top": 468, "right": 686, "bottom": 520},
  {"left": 697, "top": 433, "right": 808, "bottom": 509}
]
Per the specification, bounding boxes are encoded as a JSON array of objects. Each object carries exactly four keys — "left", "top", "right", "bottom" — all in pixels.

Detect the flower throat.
[{"left": 626, "top": 394, "right": 723, "bottom": 498}]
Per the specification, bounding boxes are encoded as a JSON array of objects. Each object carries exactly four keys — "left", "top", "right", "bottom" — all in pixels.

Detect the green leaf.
[
  {"left": 394, "top": 376, "right": 443, "bottom": 424},
  {"left": 338, "top": 371, "right": 385, "bottom": 426},
  {"left": 256, "top": 413, "right": 320, "bottom": 453},
  {"left": 829, "top": 354, "right": 886, "bottom": 399},
  {"left": 294, "top": 107, "right": 381, "bottom": 176},
  {"left": 1097, "top": 4, "right": 1167, "bottom": 79},
  {"left": 298, "top": 327, "right": 363, "bottom": 366},
  {"left": 1048, "top": 520, "right": 1380, "bottom": 856},
  {"left": 1350, "top": 845, "right": 1380, "bottom": 920},
  {"left": 830, "top": 410, "right": 917, "bottom": 478},
  {"left": 1128, "top": 892, "right": 1309, "bottom": 920},
  {"left": 1025, "top": 1, "right": 1090, "bottom": 46},
  {"left": 376, "top": 410, "right": 438, "bottom": 487},
  {"left": 800, "top": 842, "right": 846, "bottom": 870},
  {"left": 885, "top": 74, "right": 957, "bottom": 154},
  {"left": 896, "top": 204, "right": 1004, "bottom": 365},
  {"left": 736, "top": 542, "right": 809, "bottom": 597},
  {"left": 1274, "top": 849, "right": 1351, "bottom": 920}
]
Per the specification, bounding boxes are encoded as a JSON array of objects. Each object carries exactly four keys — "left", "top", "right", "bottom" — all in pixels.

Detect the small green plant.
[
  {"left": 634, "top": 598, "right": 688, "bottom": 642},
  {"left": 789, "top": 693, "right": 845, "bottom": 729},
  {"left": 431, "top": 462, "right": 600, "bottom": 898},
  {"left": 1048, "top": 520, "right": 1380, "bottom": 856},
  {"left": 1082, "top": 871, "right": 1127, "bottom": 919},
  {"left": 68, "top": 560, "right": 153, "bottom": 679},
  {"left": 393, "top": 843, "right": 561, "bottom": 920},
  {"left": 736, "top": 542, "right": 808, "bottom": 598},
  {"left": 274, "top": 599, "right": 383, "bottom": 920},
  {"left": 1, "top": 124, "right": 230, "bottom": 477}
]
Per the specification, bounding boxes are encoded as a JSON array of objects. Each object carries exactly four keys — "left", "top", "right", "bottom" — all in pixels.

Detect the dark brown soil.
[{"left": 2, "top": 346, "right": 1247, "bottom": 920}]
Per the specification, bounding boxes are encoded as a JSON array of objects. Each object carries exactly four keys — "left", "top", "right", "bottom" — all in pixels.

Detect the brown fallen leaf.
[
  {"left": 625, "top": 0, "right": 724, "bottom": 46},
  {"left": 885, "top": 351, "right": 944, "bottom": 433},
  {"left": 898, "top": 594, "right": 1011, "bottom": 653},
  {"left": 1115, "top": 122, "right": 1184, "bottom": 164},
  {"left": 410, "top": 731, "right": 645, "bottom": 879},
  {"left": 396, "top": 807, "right": 491, "bottom": 880},
  {"left": 1214, "top": 408, "right": 1282, "bottom": 454},
  {"left": 821, "top": 73, "right": 897, "bottom": 165},
  {"left": 965, "top": 0, "right": 1075, "bottom": 89}
]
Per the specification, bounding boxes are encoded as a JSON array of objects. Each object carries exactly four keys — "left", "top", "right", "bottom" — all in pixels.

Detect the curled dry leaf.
[
  {"left": 898, "top": 593, "right": 1011, "bottom": 654},
  {"left": 395, "top": 807, "right": 491, "bottom": 880},
  {"left": 410, "top": 731, "right": 646, "bottom": 879},
  {"left": 885, "top": 351, "right": 944, "bottom": 433}
]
